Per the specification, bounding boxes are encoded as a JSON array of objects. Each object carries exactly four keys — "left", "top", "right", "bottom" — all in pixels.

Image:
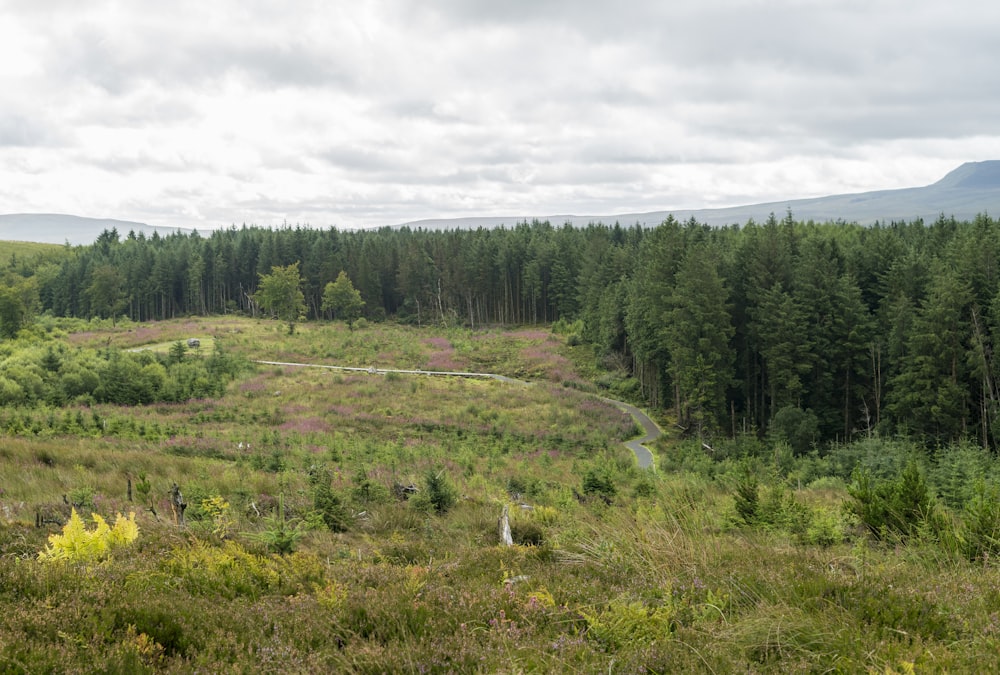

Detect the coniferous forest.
[{"left": 6, "top": 212, "right": 1000, "bottom": 449}]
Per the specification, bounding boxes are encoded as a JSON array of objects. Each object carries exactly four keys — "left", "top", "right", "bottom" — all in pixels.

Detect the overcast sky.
[{"left": 2, "top": 0, "right": 999, "bottom": 230}]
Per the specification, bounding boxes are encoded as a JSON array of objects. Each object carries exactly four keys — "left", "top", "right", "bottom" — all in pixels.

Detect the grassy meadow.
[
  {"left": 0, "top": 240, "right": 65, "bottom": 262},
  {"left": 2, "top": 316, "right": 1000, "bottom": 672}
]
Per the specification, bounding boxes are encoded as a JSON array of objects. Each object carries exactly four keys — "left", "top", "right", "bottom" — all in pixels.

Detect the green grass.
[
  {"left": 0, "top": 239, "right": 65, "bottom": 263},
  {"left": 2, "top": 316, "right": 1000, "bottom": 672}
]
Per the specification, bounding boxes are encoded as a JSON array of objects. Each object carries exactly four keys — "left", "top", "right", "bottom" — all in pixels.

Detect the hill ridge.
[{"left": 3, "top": 162, "right": 999, "bottom": 243}]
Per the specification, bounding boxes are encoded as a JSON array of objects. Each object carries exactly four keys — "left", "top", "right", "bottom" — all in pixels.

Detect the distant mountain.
[
  {"left": 0, "top": 214, "right": 192, "bottom": 245},
  {"left": 4, "top": 162, "right": 999, "bottom": 243},
  {"left": 399, "top": 160, "right": 1000, "bottom": 230}
]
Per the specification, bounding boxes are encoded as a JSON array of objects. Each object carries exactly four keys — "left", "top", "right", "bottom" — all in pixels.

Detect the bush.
[
  {"left": 770, "top": 406, "right": 819, "bottom": 456},
  {"left": 846, "top": 461, "right": 935, "bottom": 539},
  {"left": 803, "top": 507, "right": 845, "bottom": 547},
  {"left": 582, "top": 467, "right": 617, "bottom": 502},
  {"left": 961, "top": 481, "right": 1000, "bottom": 560},
  {"left": 510, "top": 519, "right": 545, "bottom": 546},
  {"left": 351, "top": 468, "right": 391, "bottom": 504},
  {"left": 733, "top": 463, "right": 759, "bottom": 525},
  {"left": 313, "top": 476, "right": 350, "bottom": 532},
  {"left": 416, "top": 469, "right": 457, "bottom": 514},
  {"left": 582, "top": 597, "right": 675, "bottom": 650}
]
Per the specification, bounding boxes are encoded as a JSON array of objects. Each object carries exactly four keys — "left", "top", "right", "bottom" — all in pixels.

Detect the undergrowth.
[{"left": 2, "top": 318, "right": 1000, "bottom": 671}]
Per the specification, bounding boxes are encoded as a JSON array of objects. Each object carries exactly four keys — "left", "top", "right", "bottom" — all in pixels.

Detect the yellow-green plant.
[
  {"left": 38, "top": 508, "right": 139, "bottom": 563},
  {"left": 200, "top": 495, "right": 233, "bottom": 537},
  {"left": 581, "top": 597, "right": 675, "bottom": 650}
]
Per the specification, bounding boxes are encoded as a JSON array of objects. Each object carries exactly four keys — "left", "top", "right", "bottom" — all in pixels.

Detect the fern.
[{"left": 38, "top": 508, "right": 139, "bottom": 563}]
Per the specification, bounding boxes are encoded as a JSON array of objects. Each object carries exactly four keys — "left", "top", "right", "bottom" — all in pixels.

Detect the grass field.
[
  {"left": 0, "top": 239, "right": 66, "bottom": 262},
  {"left": 2, "top": 317, "right": 1000, "bottom": 672}
]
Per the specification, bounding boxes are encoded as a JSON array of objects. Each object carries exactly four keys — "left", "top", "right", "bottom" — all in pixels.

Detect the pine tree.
[{"left": 662, "top": 242, "right": 734, "bottom": 435}]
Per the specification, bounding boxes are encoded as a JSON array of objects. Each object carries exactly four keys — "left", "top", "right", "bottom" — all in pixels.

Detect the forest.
[
  {"left": 6, "top": 215, "right": 1000, "bottom": 671},
  {"left": 3, "top": 211, "right": 1000, "bottom": 450}
]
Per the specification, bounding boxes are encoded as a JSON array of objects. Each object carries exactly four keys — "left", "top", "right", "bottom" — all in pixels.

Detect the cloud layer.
[{"left": 2, "top": 0, "right": 999, "bottom": 229}]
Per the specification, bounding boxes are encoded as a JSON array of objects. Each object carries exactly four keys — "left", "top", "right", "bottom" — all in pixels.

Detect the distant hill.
[
  {"left": 4, "top": 162, "right": 999, "bottom": 243},
  {"left": 399, "top": 160, "right": 1000, "bottom": 230},
  {"left": 0, "top": 214, "right": 192, "bottom": 245}
]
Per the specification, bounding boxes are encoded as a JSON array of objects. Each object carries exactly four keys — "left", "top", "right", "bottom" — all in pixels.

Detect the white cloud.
[{"left": 0, "top": 0, "right": 997, "bottom": 229}]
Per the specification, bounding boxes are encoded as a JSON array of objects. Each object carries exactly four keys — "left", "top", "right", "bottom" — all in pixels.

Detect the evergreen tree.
[
  {"left": 662, "top": 242, "right": 734, "bottom": 435},
  {"left": 889, "top": 266, "right": 972, "bottom": 443}
]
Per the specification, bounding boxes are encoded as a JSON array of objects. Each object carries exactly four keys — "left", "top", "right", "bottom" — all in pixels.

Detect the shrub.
[
  {"left": 351, "top": 468, "right": 391, "bottom": 504},
  {"left": 582, "top": 467, "right": 616, "bottom": 502},
  {"left": 510, "top": 519, "right": 545, "bottom": 546},
  {"left": 313, "top": 476, "right": 350, "bottom": 532},
  {"left": 846, "top": 461, "right": 935, "bottom": 539},
  {"left": 38, "top": 509, "right": 139, "bottom": 563},
  {"left": 770, "top": 406, "right": 819, "bottom": 456},
  {"left": 733, "top": 464, "right": 759, "bottom": 525},
  {"left": 162, "top": 540, "right": 280, "bottom": 598},
  {"left": 803, "top": 507, "right": 845, "bottom": 547},
  {"left": 961, "top": 481, "right": 1000, "bottom": 560},
  {"left": 248, "top": 494, "right": 306, "bottom": 554},
  {"left": 200, "top": 496, "right": 234, "bottom": 538},
  {"left": 417, "top": 469, "right": 457, "bottom": 515},
  {"left": 582, "top": 597, "right": 675, "bottom": 650}
]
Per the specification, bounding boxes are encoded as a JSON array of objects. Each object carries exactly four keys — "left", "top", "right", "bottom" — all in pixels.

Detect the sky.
[{"left": 2, "top": 0, "right": 999, "bottom": 231}]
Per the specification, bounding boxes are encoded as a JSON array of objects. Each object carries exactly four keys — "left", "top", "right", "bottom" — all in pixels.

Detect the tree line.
[{"left": 5, "top": 212, "right": 1000, "bottom": 449}]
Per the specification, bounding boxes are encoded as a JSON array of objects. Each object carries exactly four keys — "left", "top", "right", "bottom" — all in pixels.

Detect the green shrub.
[
  {"left": 313, "top": 475, "right": 350, "bottom": 532},
  {"left": 802, "top": 507, "right": 845, "bottom": 547},
  {"left": 961, "top": 481, "right": 1000, "bottom": 560},
  {"left": 846, "top": 461, "right": 935, "bottom": 539},
  {"left": 351, "top": 468, "right": 391, "bottom": 504},
  {"left": 414, "top": 469, "right": 457, "bottom": 514},
  {"left": 733, "top": 463, "right": 759, "bottom": 525},
  {"left": 162, "top": 540, "right": 280, "bottom": 598},
  {"left": 112, "top": 607, "right": 193, "bottom": 658},
  {"left": 510, "top": 519, "right": 545, "bottom": 546},
  {"left": 770, "top": 406, "right": 819, "bottom": 456},
  {"left": 582, "top": 467, "right": 616, "bottom": 502},
  {"left": 582, "top": 597, "right": 675, "bottom": 650},
  {"left": 257, "top": 503, "right": 306, "bottom": 554},
  {"left": 67, "top": 486, "right": 95, "bottom": 509}
]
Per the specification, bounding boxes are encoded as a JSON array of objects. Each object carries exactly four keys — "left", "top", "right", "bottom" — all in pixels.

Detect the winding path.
[{"left": 254, "top": 360, "right": 661, "bottom": 469}]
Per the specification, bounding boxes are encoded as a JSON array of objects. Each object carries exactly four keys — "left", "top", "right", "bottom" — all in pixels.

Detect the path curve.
[
  {"left": 600, "top": 398, "right": 661, "bottom": 469},
  {"left": 254, "top": 360, "right": 660, "bottom": 469}
]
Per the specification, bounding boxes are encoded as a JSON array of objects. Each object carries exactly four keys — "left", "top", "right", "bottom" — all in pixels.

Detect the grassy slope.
[
  {"left": 0, "top": 239, "right": 65, "bottom": 261},
  {"left": 1, "top": 317, "right": 998, "bottom": 672}
]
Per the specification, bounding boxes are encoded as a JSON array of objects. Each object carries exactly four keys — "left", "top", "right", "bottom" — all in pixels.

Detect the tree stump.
[
  {"left": 170, "top": 483, "right": 187, "bottom": 526},
  {"left": 498, "top": 504, "right": 513, "bottom": 547}
]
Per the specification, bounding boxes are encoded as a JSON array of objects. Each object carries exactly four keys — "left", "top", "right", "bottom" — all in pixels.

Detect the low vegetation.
[{"left": 2, "top": 316, "right": 1000, "bottom": 672}]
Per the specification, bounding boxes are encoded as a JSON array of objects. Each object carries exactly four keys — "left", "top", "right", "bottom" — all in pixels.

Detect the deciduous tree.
[
  {"left": 322, "top": 271, "right": 365, "bottom": 329},
  {"left": 255, "top": 262, "right": 306, "bottom": 334}
]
